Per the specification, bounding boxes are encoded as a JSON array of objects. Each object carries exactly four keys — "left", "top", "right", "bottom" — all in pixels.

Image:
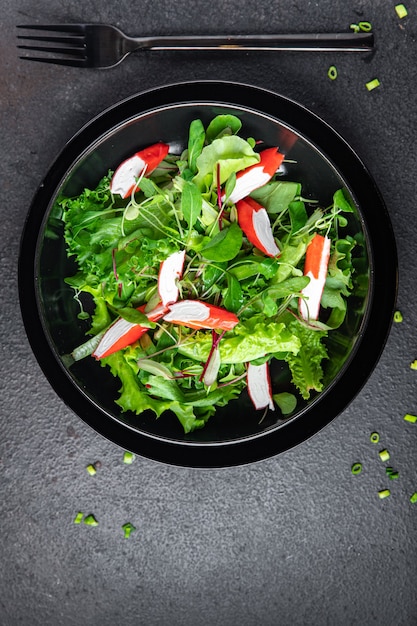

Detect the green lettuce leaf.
[
  {"left": 178, "top": 316, "right": 300, "bottom": 364},
  {"left": 285, "top": 321, "right": 328, "bottom": 400}
]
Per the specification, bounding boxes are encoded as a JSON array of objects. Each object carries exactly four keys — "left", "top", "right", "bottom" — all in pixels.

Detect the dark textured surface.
[{"left": 2, "top": 1, "right": 417, "bottom": 624}]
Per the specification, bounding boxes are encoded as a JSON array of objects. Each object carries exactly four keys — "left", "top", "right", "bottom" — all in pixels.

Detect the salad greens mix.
[{"left": 56, "top": 114, "right": 360, "bottom": 433}]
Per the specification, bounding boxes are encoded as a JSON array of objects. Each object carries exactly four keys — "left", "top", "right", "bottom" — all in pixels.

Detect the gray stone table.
[{"left": 1, "top": 0, "right": 417, "bottom": 624}]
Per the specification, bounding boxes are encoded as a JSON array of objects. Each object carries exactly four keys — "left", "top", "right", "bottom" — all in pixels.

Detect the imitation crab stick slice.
[
  {"left": 299, "top": 233, "right": 331, "bottom": 321},
  {"left": 158, "top": 250, "right": 186, "bottom": 306},
  {"left": 236, "top": 197, "right": 280, "bottom": 257},
  {"left": 92, "top": 304, "right": 166, "bottom": 360},
  {"left": 222, "top": 147, "right": 285, "bottom": 205},
  {"left": 163, "top": 300, "right": 239, "bottom": 331},
  {"left": 247, "top": 362, "right": 275, "bottom": 411},
  {"left": 110, "top": 142, "right": 170, "bottom": 198}
]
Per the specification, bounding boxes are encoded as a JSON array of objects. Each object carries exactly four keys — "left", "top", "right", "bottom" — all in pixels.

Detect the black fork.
[{"left": 16, "top": 23, "right": 375, "bottom": 69}]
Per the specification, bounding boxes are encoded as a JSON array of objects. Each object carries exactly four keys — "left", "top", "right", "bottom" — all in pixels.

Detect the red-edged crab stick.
[
  {"left": 158, "top": 249, "right": 186, "bottom": 306},
  {"left": 236, "top": 197, "right": 280, "bottom": 257},
  {"left": 247, "top": 362, "right": 274, "bottom": 411},
  {"left": 110, "top": 142, "right": 170, "bottom": 198},
  {"left": 222, "top": 147, "right": 284, "bottom": 205},
  {"left": 163, "top": 300, "right": 239, "bottom": 331},
  {"left": 299, "top": 233, "right": 331, "bottom": 321},
  {"left": 92, "top": 304, "right": 166, "bottom": 359}
]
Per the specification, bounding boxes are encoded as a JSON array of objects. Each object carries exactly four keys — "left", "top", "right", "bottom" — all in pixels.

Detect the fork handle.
[{"left": 130, "top": 32, "right": 374, "bottom": 52}]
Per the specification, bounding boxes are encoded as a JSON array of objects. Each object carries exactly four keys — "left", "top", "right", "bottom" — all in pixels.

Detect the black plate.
[{"left": 18, "top": 81, "right": 397, "bottom": 467}]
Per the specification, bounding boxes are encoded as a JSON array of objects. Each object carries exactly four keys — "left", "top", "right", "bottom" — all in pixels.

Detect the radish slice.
[
  {"left": 236, "top": 197, "right": 280, "bottom": 257},
  {"left": 163, "top": 300, "right": 239, "bottom": 331},
  {"left": 222, "top": 147, "right": 284, "bottom": 205},
  {"left": 110, "top": 142, "right": 169, "bottom": 198},
  {"left": 247, "top": 362, "right": 275, "bottom": 411},
  {"left": 158, "top": 250, "right": 186, "bottom": 306},
  {"left": 299, "top": 234, "right": 331, "bottom": 321},
  {"left": 92, "top": 305, "right": 165, "bottom": 359}
]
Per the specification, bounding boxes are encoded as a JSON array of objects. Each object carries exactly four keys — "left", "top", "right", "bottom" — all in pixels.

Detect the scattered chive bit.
[
  {"left": 86, "top": 463, "right": 97, "bottom": 476},
  {"left": 393, "top": 310, "right": 403, "bottom": 322},
  {"left": 404, "top": 413, "right": 417, "bottom": 424},
  {"left": 410, "top": 492, "right": 417, "bottom": 504},
  {"left": 395, "top": 4, "right": 408, "bottom": 18},
  {"left": 370, "top": 431, "right": 380, "bottom": 444},
  {"left": 378, "top": 489, "right": 391, "bottom": 499},
  {"left": 386, "top": 467, "right": 399, "bottom": 480},
  {"left": 84, "top": 514, "right": 99, "bottom": 527},
  {"left": 379, "top": 449, "right": 390, "bottom": 462},
  {"left": 358, "top": 21, "right": 372, "bottom": 31},
  {"left": 350, "top": 23, "right": 360, "bottom": 32},
  {"left": 328, "top": 65, "right": 338, "bottom": 80},
  {"left": 410, "top": 360, "right": 417, "bottom": 371},
  {"left": 122, "top": 522, "right": 137, "bottom": 539},
  {"left": 351, "top": 462, "right": 363, "bottom": 475},
  {"left": 73, "top": 512, "right": 84, "bottom": 524},
  {"left": 366, "top": 78, "right": 381, "bottom": 92},
  {"left": 123, "top": 451, "right": 135, "bottom": 465}
]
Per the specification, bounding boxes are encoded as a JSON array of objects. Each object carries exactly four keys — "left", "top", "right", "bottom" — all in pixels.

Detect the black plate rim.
[{"left": 18, "top": 80, "right": 398, "bottom": 468}]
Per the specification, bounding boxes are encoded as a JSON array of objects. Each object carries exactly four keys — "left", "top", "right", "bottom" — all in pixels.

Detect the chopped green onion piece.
[
  {"left": 350, "top": 23, "right": 360, "bottom": 32},
  {"left": 395, "top": 4, "right": 408, "bottom": 18},
  {"left": 404, "top": 413, "right": 417, "bottom": 423},
  {"left": 123, "top": 451, "right": 135, "bottom": 464},
  {"left": 410, "top": 492, "right": 417, "bottom": 503},
  {"left": 366, "top": 78, "right": 381, "bottom": 91},
  {"left": 351, "top": 462, "right": 363, "bottom": 475},
  {"left": 86, "top": 463, "right": 97, "bottom": 476},
  {"left": 370, "top": 431, "right": 380, "bottom": 444},
  {"left": 379, "top": 449, "right": 390, "bottom": 462},
  {"left": 84, "top": 514, "right": 99, "bottom": 527},
  {"left": 122, "top": 522, "right": 136, "bottom": 538},
  {"left": 73, "top": 512, "right": 84, "bottom": 524},
  {"left": 359, "top": 21, "right": 372, "bottom": 31},
  {"left": 393, "top": 310, "right": 403, "bottom": 322},
  {"left": 386, "top": 467, "right": 399, "bottom": 480},
  {"left": 410, "top": 360, "right": 417, "bottom": 371},
  {"left": 328, "top": 65, "right": 338, "bottom": 80},
  {"left": 378, "top": 489, "right": 391, "bottom": 499}
]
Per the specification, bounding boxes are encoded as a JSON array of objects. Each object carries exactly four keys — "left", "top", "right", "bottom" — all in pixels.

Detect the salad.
[{"left": 57, "top": 114, "right": 360, "bottom": 433}]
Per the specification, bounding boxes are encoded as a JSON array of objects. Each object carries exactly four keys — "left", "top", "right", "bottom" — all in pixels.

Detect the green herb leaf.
[
  {"left": 201, "top": 222, "right": 243, "bottom": 262},
  {"left": 187, "top": 119, "right": 206, "bottom": 174},
  {"left": 181, "top": 180, "right": 202, "bottom": 229},
  {"left": 224, "top": 273, "right": 244, "bottom": 313},
  {"left": 205, "top": 114, "right": 242, "bottom": 142}
]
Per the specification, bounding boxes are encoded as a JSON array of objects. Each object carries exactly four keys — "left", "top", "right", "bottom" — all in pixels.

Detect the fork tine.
[
  {"left": 17, "top": 44, "right": 86, "bottom": 57},
  {"left": 17, "top": 34, "right": 84, "bottom": 45},
  {"left": 18, "top": 55, "right": 88, "bottom": 68},
  {"left": 16, "top": 24, "right": 85, "bottom": 34}
]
